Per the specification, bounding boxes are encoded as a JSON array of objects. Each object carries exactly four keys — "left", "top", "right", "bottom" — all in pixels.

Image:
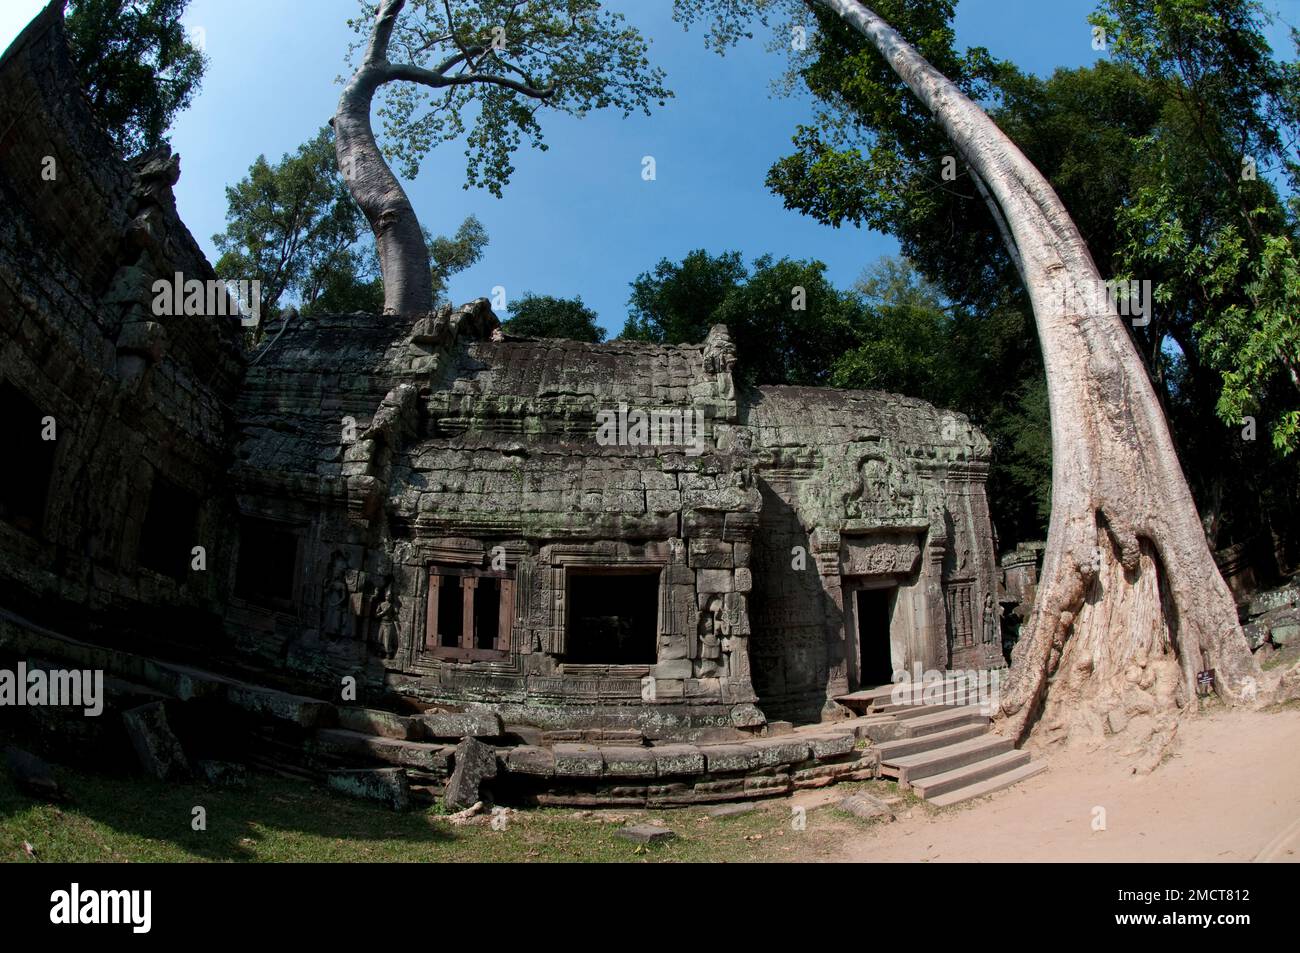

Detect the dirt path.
[{"left": 817, "top": 707, "right": 1300, "bottom": 862}]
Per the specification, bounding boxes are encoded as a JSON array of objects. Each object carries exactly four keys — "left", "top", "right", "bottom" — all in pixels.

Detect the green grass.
[{"left": 0, "top": 760, "right": 884, "bottom": 863}]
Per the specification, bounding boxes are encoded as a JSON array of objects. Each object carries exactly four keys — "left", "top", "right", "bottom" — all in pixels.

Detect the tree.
[
  {"left": 213, "top": 128, "right": 369, "bottom": 322},
  {"left": 678, "top": 0, "right": 1264, "bottom": 759},
  {"left": 64, "top": 0, "right": 206, "bottom": 156},
  {"left": 503, "top": 293, "right": 605, "bottom": 341},
  {"left": 833, "top": 258, "right": 1051, "bottom": 544},
  {"left": 336, "top": 0, "right": 671, "bottom": 314},
  {"left": 215, "top": 129, "right": 489, "bottom": 323},
  {"left": 622, "top": 250, "right": 747, "bottom": 345},
  {"left": 753, "top": 0, "right": 1300, "bottom": 568},
  {"left": 622, "top": 249, "right": 857, "bottom": 388}
]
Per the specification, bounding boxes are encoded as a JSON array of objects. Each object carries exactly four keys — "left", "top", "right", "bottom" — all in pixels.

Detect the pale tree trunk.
[
  {"left": 334, "top": 0, "right": 433, "bottom": 315},
  {"left": 820, "top": 0, "right": 1264, "bottom": 765}
]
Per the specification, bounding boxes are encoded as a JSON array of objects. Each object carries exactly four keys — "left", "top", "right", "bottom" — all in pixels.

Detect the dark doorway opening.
[
  {"left": 139, "top": 476, "right": 200, "bottom": 579},
  {"left": 0, "top": 382, "right": 57, "bottom": 536},
  {"left": 856, "top": 587, "right": 896, "bottom": 686},
  {"left": 565, "top": 570, "right": 659, "bottom": 665},
  {"left": 234, "top": 517, "right": 300, "bottom": 607}
]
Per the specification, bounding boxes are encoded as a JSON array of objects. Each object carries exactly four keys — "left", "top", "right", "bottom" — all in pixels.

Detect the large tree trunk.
[
  {"left": 333, "top": 0, "right": 433, "bottom": 315},
  {"left": 821, "top": 0, "right": 1263, "bottom": 764}
]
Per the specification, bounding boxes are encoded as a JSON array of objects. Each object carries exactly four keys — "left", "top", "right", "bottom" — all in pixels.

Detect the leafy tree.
[
  {"left": 676, "top": 0, "right": 1263, "bottom": 750},
  {"left": 213, "top": 128, "right": 368, "bottom": 322},
  {"left": 337, "top": 0, "right": 672, "bottom": 313},
  {"left": 65, "top": 0, "right": 207, "bottom": 156},
  {"left": 621, "top": 249, "right": 856, "bottom": 388},
  {"left": 215, "top": 129, "right": 489, "bottom": 324},
  {"left": 503, "top": 293, "right": 605, "bottom": 342},
  {"left": 622, "top": 250, "right": 748, "bottom": 345}
]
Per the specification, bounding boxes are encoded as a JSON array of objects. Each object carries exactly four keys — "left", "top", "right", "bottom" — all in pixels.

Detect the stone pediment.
[{"left": 839, "top": 531, "right": 923, "bottom": 577}]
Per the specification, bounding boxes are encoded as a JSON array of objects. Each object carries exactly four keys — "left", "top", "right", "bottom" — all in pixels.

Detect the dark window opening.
[
  {"left": 437, "top": 575, "right": 464, "bottom": 648},
  {"left": 426, "top": 565, "right": 512, "bottom": 659},
  {"left": 139, "top": 476, "right": 200, "bottom": 579},
  {"left": 565, "top": 571, "right": 659, "bottom": 665},
  {"left": 234, "top": 517, "right": 300, "bottom": 606},
  {"left": 856, "top": 587, "right": 896, "bottom": 686},
  {"left": 475, "top": 578, "right": 500, "bottom": 650},
  {"left": 0, "top": 382, "right": 57, "bottom": 535}
]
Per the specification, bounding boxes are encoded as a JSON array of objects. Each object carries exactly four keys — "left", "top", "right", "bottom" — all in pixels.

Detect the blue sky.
[{"left": 3, "top": 0, "right": 1297, "bottom": 335}]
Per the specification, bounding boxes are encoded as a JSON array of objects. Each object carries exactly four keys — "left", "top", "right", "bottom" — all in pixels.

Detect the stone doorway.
[{"left": 851, "top": 584, "right": 898, "bottom": 688}]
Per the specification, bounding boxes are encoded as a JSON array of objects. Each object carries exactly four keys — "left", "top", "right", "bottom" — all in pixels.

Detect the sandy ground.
[{"left": 818, "top": 707, "right": 1300, "bottom": 862}]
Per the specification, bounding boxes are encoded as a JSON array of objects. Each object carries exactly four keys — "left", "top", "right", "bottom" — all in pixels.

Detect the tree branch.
[
  {"left": 383, "top": 62, "right": 555, "bottom": 100},
  {"left": 365, "top": 0, "right": 407, "bottom": 65}
]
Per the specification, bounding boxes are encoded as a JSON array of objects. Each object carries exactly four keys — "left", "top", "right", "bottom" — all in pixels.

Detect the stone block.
[
  {"left": 616, "top": 824, "right": 675, "bottom": 845},
  {"left": 749, "top": 737, "right": 811, "bottom": 767},
  {"left": 652, "top": 743, "right": 706, "bottom": 776},
  {"left": 337, "top": 707, "right": 418, "bottom": 740},
  {"left": 328, "top": 768, "right": 411, "bottom": 811},
  {"left": 651, "top": 659, "right": 692, "bottom": 679},
  {"left": 122, "top": 702, "right": 190, "bottom": 782},
  {"left": 807, "top": 732, "right": 856, "bottom": 760},
  {"left": 505, "top": 745, "right": 555, "bottom": 777},
  {"left": 702, "top": 743, "right": 760, "bottom": 774},
  {"left": 601, "top": 746, "right": 658, "bottom": 778},
  {"left": 418, "top": 710, "right": 504, "bottom": 740},
  {"left": 695, "top": 569, "right": 734, "bottom": 594},
  {"left": 444, "top": 737, "right": 498, "bottom": 811},
  {"left": 733, "top": 568, "right": 752, "bottom": 593},
  {"left": 553, "top": 743, "right": 603, "bottom": 777},
  {"left": 688, "top": 539, "right": 733, "bottom": 569}
]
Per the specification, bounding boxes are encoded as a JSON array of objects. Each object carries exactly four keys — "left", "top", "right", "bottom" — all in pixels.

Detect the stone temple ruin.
[{"left": 1, "top": 6, "right": 1030, "bottom": 811}]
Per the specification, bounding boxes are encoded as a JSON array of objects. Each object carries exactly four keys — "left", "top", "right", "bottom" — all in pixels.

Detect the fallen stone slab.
[
  {"left": 122, "top": 701, "right": 190, "bottom": 781},
  {"left": 616, "top": 824, "right": 675, "bottom": 845},
  {"left": 418, "top": 710, "right": 503, "bottom": 740},
  {"left": 314, "top": 729, "right": 453, "bottom": 772},
  {"left": 3, "top": 746, "right": 65, "bottom": 801},
  {"left": 327, "top": 768, "right": 411, "bottom": 811},
  {"left": 444, "top": 737, "right": 499, "bottom": 811},
  {"left": 839, "top": 792, "right": 896, "bottom": 822},
  {"left": 706, "top": 801, "right": 756, "bottom": 818},
  {"left": 338, "top": 707, "right": 419, "bottom": 740},
  {"left": 197, "top": 760, "right": 250, "bottom": 788}
]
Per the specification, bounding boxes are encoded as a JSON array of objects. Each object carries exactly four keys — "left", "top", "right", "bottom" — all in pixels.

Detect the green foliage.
[
  {"left": 504, "top": 293, "right": 605, "bottom": 342},
  {"left": 350, "top": 0, "right": 672, "bottom": 196},
  {"left": 214, "top": 129, "right": 488, "bottom": 321},
  {"left": 429, "top": 215, "right": 489, "bottom": 303},
  {"left": 676, "top": 0, "right": 1300, "bottom": 557},
  {"left": 620, "top": 249, "right": 856, "bottom": 388},
  {"left": 65, "top": 0, "right": 206, "bottom": 156},
  {"left": 213, "top": 128, "right": 367, "bottom": 321},
  {"left": 622, "top": 250, "right": 748, "bottom": 345}
]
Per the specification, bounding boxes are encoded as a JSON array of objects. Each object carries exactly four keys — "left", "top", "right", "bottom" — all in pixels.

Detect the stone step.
[
  {"left": 926, "top": 759, "right": 1048, "bottom": 808},
  {"left": 881, "top": 702, "right": 960, "bottom": 719},
  {"left": 882, "top": 735, "right": 1014, "bottom": 786},
  {"left": 902, "top": 705, "right": 990, "bottom": 737},
  {"left": 873, "top": 723, "right": 989, "bottom": 761},
  {"left": 313, "top": 729, "right": 454, "bottom": 773},
  {"left": 910, "top": 749, "right": 1031, "bottom": 799}
]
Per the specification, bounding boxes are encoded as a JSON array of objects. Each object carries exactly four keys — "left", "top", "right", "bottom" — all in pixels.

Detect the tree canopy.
[
  {"left": 503, "top": 293, "right": 605, "bottom": 342},
  {"left": 65, "top": 0, "right": 206, "bottom": 156}
]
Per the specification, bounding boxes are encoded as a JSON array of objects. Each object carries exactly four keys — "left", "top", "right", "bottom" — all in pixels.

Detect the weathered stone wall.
[
  {"left": 0, "top": 6, "right": 243, "bottom": 640},
  {"left": 737, "top": 386, "right": 1002, "bottom": 721}
]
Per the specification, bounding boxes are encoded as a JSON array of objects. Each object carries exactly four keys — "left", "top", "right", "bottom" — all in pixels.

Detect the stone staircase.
[{"left": 834, "top": 678, "right": 1046, "bottom": 807}]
